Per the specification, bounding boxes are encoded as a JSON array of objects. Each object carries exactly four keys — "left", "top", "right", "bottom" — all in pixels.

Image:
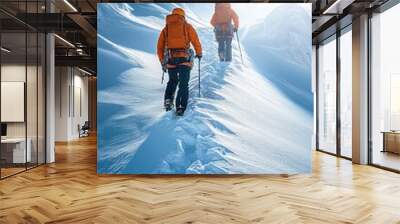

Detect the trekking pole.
[
  {"left": 235, "top": 31, "right": 244, "bottom": 65},
  {"left": 161, "top": 70, "right": 165, "bottom": 84},
  {"left": 198, "top": 57, "right": 201, "bottom": 97}
]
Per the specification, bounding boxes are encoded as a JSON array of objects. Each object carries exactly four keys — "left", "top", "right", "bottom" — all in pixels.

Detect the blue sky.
[{"left": 186, "top": 3, "right": 311, "bottom": 27}]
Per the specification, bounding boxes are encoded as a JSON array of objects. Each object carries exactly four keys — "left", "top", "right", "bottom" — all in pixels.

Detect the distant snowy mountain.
[
  {"left": 97, "top": 3, "right": 313, "bottom": 174},
  {"left": 242, "top": 4, "right": 312, "bottom": 111}
]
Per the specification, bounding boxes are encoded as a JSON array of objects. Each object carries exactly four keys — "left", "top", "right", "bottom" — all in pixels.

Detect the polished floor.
[
  {"left": 0, "top": 136, "right": 400, "bottom": 223},
  {"left": 1, "top": 167, "right": 25, "bottom": 178},
  {"left": 1, "top": 163, "right": 44, "bottom": 178},
  {"left": 373, "top": 150, "right": 400, "bottom": 171}
]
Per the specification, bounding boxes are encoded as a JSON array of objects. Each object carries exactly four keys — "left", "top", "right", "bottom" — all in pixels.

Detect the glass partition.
[
  {"left": 317, "top": 36, "right": 337, "bottom": 154},
  {"left": 1, "top": 31, "right": 28, "bottom": 177},
  {"left": 27, "top": 31, "right": 38, "bottom": 169},
  {"left": 371, "top": 4, "right": 400, "bottom": 171},
  {"left": 0, "top": 1, "right": 46, "bottom": 179},
  {"left": 339, "top": 28, "right": 352, "bottom": 158}
]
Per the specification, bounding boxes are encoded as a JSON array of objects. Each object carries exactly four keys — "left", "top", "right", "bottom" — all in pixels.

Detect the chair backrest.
[{"left": 82, "top": 121, "right": 90, "bottom": 129}]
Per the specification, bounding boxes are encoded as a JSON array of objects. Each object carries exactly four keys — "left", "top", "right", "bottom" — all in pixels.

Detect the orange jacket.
[
  {"left": 157, "top": 23, "right": 202, "bottom": 63},
  {"left": 210, "top": 6, "right": 239, "bottom": 29}
]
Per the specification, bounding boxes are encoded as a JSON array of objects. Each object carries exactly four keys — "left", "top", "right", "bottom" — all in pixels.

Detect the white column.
[
  {"left": 45, "top": 1, "right": 55, "bottom": 163},
  {"left": 352, "top": 14, "right": 369, "bottom": 164},
  {"left": 46, "top": 33, "right": 55, "bottom": 163}
]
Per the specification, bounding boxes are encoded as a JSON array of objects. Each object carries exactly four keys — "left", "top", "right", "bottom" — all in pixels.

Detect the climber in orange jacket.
[
  {"left": 210, "top": 3, "right": 239, "bottom": 62},
  {"left": 157, "top": 7, "right": 202, "bottom": 116}
]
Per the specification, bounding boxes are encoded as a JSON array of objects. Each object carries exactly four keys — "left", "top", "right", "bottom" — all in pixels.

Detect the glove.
[
  {"left": 161, "top": 64, "right": 167, "bottom": 72},
  {"left": 195, "top": 55, "right": 202, "bottom": 60},
  {"left": 234, "top": 27, "right": 238, "bottom": 32}
]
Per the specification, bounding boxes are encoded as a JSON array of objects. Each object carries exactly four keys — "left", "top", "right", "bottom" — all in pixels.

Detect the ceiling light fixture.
[
  {"left": 54, "top": 34, "right": 75, "bottom": 48},
  {"left": 323, "top": 0, "right": 355, "bottom": 15},
  {"left": 1, "top": 47, "right": 11, "bottom": 53},
  {"left": 63, "top": 0, "right": 78, "bottom": 12},
  {"left": 78, "top": 67, "right": 93, "bottom": 76},
  {"left": 76, "top": 49, "right": 84, "bottom": 55}
]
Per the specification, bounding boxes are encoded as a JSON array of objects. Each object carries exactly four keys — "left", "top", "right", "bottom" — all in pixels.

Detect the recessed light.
[
  {"left": 323, "top": 0, "right": 354, "bottom": 15},
  {"left": 63, "top": 0, "right": 78, "bottom": 12},
  {"left": 54, "top": 34, "right": 75, "bottom": 48},
  {"left": 1, "top": 47, "right": 11, "bottom": 53},
  {"left": 78, "top": 67, "right": 93, "bottom": 76}
]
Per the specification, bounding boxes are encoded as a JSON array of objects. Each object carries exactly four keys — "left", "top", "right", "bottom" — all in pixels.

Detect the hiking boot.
[
  {"left": 176, "top": 107, "right": 185, "bottom": 116},
  {"left": 219, "top": 52, "right": 225, "bottom": 62},
  {"left": 164, "top": 99, "right": 173, "bottom": 111}
]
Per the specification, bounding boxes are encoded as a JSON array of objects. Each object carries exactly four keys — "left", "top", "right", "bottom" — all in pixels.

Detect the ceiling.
[{"left": 0, "top": 0, "right": 394, "bottom": 75}]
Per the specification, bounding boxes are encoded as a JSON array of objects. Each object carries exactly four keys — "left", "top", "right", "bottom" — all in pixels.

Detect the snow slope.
[
  {"left": 242, "top": 4, "right": 313, "bottom": 111},
  {"left": 97, "top": 3, "right": 313, "bottom": 174}
]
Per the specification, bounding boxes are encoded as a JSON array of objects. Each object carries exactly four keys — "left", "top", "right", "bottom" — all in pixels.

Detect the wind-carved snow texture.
[
  {"left": 241, "top": 5, "right": 313, "bottom": 111},
  {"left": 97, "top": 3, "right": 313, "bottom": 174}
]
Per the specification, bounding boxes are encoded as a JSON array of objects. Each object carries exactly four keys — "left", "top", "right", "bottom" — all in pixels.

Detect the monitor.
[{"left": 1, "top": 123, "right": 7, "bottom": 137}]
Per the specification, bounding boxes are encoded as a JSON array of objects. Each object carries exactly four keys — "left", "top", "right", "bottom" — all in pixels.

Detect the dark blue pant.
[
  {"left": 218, "top": 38, "right": 232, "bottom": 61},
  {"left": 164, "top": 65, "right": 191, "bottom": 111}
]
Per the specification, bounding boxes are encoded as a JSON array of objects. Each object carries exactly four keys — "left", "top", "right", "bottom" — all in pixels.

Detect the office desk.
[
  {"left": 382, "top": 131, "right": 400, "bottom": 154},
  {"left": 1, "top": 138, "right": 31, "bottom": 163}
]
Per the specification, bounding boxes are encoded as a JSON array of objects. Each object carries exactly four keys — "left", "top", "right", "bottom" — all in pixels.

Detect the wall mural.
[{"left": 97, "top": 3, "right": 313, "bottom": 174}]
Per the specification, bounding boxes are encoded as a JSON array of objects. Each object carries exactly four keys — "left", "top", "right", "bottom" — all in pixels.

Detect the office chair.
[{"left": 79, "top": 121, "right": 90, "bottom": 138}]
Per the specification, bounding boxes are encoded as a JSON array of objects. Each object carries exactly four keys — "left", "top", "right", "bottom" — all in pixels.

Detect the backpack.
[
  {"left": 163, "top": 14, "right": 192, "bottom": 64},
  {"left": 213, "top": 4, "right": 232, "bottom": 25},
  {"left": 164, "top": 14, "right": 189, "bottom": 50}
]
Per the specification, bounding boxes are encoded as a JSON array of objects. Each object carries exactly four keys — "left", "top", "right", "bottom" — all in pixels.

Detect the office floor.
[
  {"left": 1, "top": 163, "right": 45, "bottom": 179},
  {"left": 0, "top": 135, "right": 400, "bottom": 223},
  {"left": 373, "top": 150, "right": 400, "bottom": 171},
  {"left": 0, "top": 167, "right": 25, "bottom": 177}
]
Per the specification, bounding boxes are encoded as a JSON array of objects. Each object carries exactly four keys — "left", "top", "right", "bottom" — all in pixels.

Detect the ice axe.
[{"left": 235, "top": 30, "right": 244, "bottom": 65}]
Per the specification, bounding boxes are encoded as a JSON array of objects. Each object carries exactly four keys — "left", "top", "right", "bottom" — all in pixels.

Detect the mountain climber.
[
  {"left": 157, "top": 7, "right": 202, "bottom": 116},
  {"left": 210, "top": 3, "right": 239, "bottom": 62}
]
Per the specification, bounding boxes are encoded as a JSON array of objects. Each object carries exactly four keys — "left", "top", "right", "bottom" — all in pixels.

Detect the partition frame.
[
  {"left": 0, "top": 0, "right": 47, "bottom": 180},
  {"left": 315, "top": 24, "right": 353, "bottom": 161},
  {"left": 367, "top": 2, "right": 400, "bottom": 173},
  {"left": 316, "top": 0, "right": 400, "bottom": 173}
]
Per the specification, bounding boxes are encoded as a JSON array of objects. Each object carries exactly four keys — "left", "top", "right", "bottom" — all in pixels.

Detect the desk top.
[
  {"left": 381, "top": 131, "right": 400, "bottom": 134},
  {"left": 1, "top": 138, "right": 27, "bottom": 143}
]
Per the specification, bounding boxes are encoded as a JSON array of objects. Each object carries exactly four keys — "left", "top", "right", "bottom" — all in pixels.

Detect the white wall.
[
  {"left": 1, "top": 65, "right": 27, "bottom": 141},
  {"left": 1, "top": 63, "right": 46, "bottom": 164},
  {"left": 1, "top": 82, "right": 25, "bottom": 122},
  {"left": 71, "top": 73, "right": 89, "bottom": 138},
  {"left": 55, "top": 67, "right": 70, "bottom": 141},
  {"left": 1, "top": 65, "right": 38, "bottom": 138},
  {"left": 55, "top": 67, "right": 89, "bottom": 141}
]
